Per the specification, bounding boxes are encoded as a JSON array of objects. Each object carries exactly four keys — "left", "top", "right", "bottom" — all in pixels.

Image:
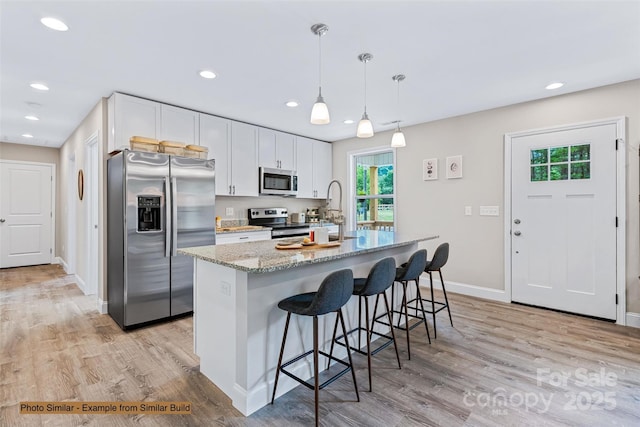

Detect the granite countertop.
[
  {"left": 179, "top": 230, "right": 439, "bottom": 273},
  {"left": 216, "top": 225, "right": 271, "bottom": 234}
]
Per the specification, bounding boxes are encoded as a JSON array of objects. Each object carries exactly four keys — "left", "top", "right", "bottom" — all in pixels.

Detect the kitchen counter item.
[
  {"left": 290, "top": 212, "right": 305, "bottom": 224},
  {"left": 130, "top": 136, "right": 159, "bottom": 153}
]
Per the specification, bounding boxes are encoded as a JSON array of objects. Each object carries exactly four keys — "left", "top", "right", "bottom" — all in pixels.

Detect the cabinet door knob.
[
  {"left": 0, "top": 218, "right": 5, "bottom": 223},
  {"left": 233, "top": 185, "right": 236, "bottom": 195}
]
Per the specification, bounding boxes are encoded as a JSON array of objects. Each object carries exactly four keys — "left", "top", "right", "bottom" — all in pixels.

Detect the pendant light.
[
  {"left": 357, "top": 53, "right": 374, "bottom": 138},
  {"left": 391, "top": 74, "right": 406, "bottom": 148},
  {"left": 310, "top": 24, "right": 330, "bottom": 124}
]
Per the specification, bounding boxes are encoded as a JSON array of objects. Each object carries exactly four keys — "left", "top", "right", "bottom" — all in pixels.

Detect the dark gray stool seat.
[
  {"left": 329, "top": 258, "right": 402, "bottom": 392},
  {"left": 271, "top": 269, "right": 359, "bottom": 427},
  {"left": 406, "top": 242, "right": 453, "bottom": 338},
  {"left": 378, "top": 249, "right": 431, "bottom": 360}
]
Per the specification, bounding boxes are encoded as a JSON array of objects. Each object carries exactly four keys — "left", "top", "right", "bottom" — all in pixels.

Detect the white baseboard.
[
  {"left": 97, "top": 298, "right": 108, "bottom": 314},
  {"left": 53, "top": 256, "right": 71, "bottom": 274},
  {"left": 419, "top": 273, "right": 510, "bottom": 303},
  {"left": 626, "top": 312, "right": 640, "bottom": 328},
  {"left": 75, "top": 274, "right": 86, "bottom": 294}
]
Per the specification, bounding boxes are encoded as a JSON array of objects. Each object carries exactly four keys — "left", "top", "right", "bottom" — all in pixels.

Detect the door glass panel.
[
  {"left": 353, "top": 150, "right": 395, "bottom": 231},
  {"left": 550, "top": 164, "right": 568, "bottom": 180},
  {"left": 570, "top": 162, "right": 591, "bottom": 180},
  {"left": 531, "top": 165, "right": 548, "bottom": 182},
  {"left": 571, "top": 144, "right": 590, "bottom": 161},
  {"left": 549, "top": 147, "right": 568, "bottom": 163},
  {"left": 530, "top": 149, "right": 548, "bottom": 165}
]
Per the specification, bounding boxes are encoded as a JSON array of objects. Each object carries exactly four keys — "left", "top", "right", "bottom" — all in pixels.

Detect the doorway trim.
[
  {"left": 503, "top": 117, "right": 626, "bottom": 325},
  {"left": 85, "top": 131, "right": 100, "bottom": 296}
]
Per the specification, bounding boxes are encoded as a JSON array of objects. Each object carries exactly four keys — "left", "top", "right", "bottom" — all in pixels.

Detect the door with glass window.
[
  {"left": 353, "top": 151, "right": 395, "bottom": 231},
  {"left": 511, "top": 123, "right": 618, "bottom": 319}
]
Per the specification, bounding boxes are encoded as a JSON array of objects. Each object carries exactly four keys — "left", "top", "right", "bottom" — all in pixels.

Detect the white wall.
[
  {"left": 58, "top": 99, "right": 107, "bottom": 301},
  {"left": 332, "top": 79, "right": 640, "bottom": 313}
]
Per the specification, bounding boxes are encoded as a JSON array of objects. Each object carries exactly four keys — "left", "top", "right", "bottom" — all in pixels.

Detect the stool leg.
[
  {"left": 327, "top": 313, "right": 340, "bottom": 370},
  {"left": 271, "top": 312, "right": 291, "bottom": 404},
  {"left": 358, "top": 293, "right": 362, "bottom": 351},
  {"left": 402, "top": 280, "right": 411, "bottom": 360},
  {"left": 383, "top": 292, "right": 402, "bottom": 369},
  {"left": 415, "top": 280, "right": 432, "bottom": 344},
  {"left": 338, "top": 308, "right": 360, "bottom": 402},
  {"left": 313, "top": 316, "right": 319, "bottom": 427},
  {"left": 429, "top": 271, "right": 437, "bottom": 339},
  {"left": 440, "top": 269, "right": 454, "bottom": 327},
  {"left": 364, "top": 296, "right": 372, "bottom": 392}
]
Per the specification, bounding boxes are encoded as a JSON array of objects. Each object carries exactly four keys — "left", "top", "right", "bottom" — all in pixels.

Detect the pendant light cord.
[
  {"left": 396, "top": 79, "right": 401, "bottom": 130},
  {"left": 318, "top": 34, "right": 322, "bottom": 96},
  {"left": 363, "top": 60, "right": 367, "bottom": 114}
]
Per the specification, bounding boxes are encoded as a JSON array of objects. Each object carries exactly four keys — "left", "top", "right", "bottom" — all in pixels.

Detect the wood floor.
[{"left": 1, "top": 264, "right": 639, "bottom": 426}]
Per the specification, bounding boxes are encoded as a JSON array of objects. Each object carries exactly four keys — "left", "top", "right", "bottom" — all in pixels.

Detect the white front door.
[
  {"left": 510, "top": 122, "right": 618, "bottom": 320},
  {"left": 0, "top": 161, "right": 54, "bottom": 268}
]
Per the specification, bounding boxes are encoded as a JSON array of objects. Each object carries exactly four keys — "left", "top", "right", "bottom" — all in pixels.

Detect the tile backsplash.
[{"left": 215, "top": 196, "right": 323, "bottom": 219}]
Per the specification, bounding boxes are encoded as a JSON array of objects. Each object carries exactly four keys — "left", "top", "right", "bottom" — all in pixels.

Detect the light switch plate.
[
  {"left": 479, "top": 206, "right": 500, "bottom": 216},
  {"left": 465, "top": 206, "right": 472, "bottom": 216},
  {"left": 225, "top": 207, "right": 234, "bottom": 216}
]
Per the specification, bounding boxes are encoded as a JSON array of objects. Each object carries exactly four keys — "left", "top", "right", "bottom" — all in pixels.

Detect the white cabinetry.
[
  {"left": 216, "top": 230, "right": 271, "bottom": 245},
  {"left": 296, "top": 137, "right": 332, "bottom": 198},
  {"left": 258, "top": 129, "right": 295, "bottom": 170},
  {"left": 199, "top": 116, "right": 258, "bottom": 197},
  {"left": 107, "top": 93, "right": 160, "bottom": 153},
  {"left": 160, "top": 104, "right": 199, "bottom": 145},
  {"left": 230, "top": 122, "right": 259, "bottom": 196},
  {"left": 199, "top": 114, "right": 230, "bottom": 195}
]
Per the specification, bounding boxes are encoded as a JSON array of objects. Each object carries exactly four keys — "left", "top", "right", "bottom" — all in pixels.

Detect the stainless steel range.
[{"left": 248, "top": 208, "right": 310, "bottom": 238}]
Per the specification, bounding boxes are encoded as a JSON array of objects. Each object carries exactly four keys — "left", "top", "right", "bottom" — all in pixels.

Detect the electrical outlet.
[
  {"left": 464, "top": 206, "right": 472, "bottom": 216},
  {"left": 479, "top": 206, "right": 500, "bottom": 216},
  {"left": 225, "top": 207, "right": 234, "bottom": 216}
]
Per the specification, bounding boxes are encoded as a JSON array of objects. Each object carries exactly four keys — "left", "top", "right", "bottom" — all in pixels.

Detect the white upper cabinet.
[
  {"left": 296, "top": 137, "right": 332, "bottom": 199},
  {"left": 295, "top": 137, "right": 314, "bottom": 198},
  {"left": 258, "top": 129, "right": 296, "bottom": 170},
  {"left": 159, "top": 105, "right": 199, "bottom": 145},
  {"left": 107, "top": 93, "right": 160, "bottom": 153},
  {"left": 230, "top": 121, "right": 259, "bottom": 197},
  {"left": 199, "top": 113, "right": 230, "bottom": 196}
]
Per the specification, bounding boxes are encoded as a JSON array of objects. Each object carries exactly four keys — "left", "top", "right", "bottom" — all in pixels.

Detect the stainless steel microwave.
[{"left": 259, "top": 167, "right": 298, "bottom": 196}]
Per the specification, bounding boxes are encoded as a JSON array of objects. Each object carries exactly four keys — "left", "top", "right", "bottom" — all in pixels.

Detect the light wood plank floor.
[{"left": 1, "top": 264, "right": 639, "bottom": 426}]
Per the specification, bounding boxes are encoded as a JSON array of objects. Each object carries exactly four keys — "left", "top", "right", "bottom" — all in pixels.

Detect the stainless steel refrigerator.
[{"left": 107, "top": 150, "right": 215, "bottom": 329}]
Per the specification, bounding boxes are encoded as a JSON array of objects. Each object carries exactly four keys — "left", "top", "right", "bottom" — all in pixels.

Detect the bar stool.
[
  {"left": 385, "top": 249, "right": 431, "bottom": 360},
  {"left": 329, "top": 257, "right": 401, "bottom": 392},
  {"left": 271, "top": 269, "right": 359, "bottom": 427},
  {"left": 407, "top": 242, "right": 452, "bottom": 339}
]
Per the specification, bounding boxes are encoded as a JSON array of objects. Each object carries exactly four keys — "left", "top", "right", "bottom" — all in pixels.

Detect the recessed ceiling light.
[
  {"left": 199, "top": 70, "right": 217, "bottom": 79},
  {"left": 30, "top": 83, "right": 49, "bottom": 91},
  {"left": 41, "top": 17, "right": 68, "bottom": 31},
  {"left": 343, "top": 119, "right": 354, "bottom": 124},
  {"left": 25, "top": 115, "right": 39, "bottom": 121},
  {"left": 545, "top": 82, "right": 564, "bottom": 90},
  {"left": 285, "top": 101, "right": 299, "bottom": 108},
  {"left": 22, "top": 134, "right": 34, "bottom": 138}
]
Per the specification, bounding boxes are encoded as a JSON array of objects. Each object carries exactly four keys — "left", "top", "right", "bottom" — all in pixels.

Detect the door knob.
[
  {"left": 514, "top": 231, "right": 521, "bottom": 236},
  {"left": 0, "top": 218, "right": 5, "bottom": 223},
  {"left": 514, "top": 219, "right": 521, "bottom": 224}
]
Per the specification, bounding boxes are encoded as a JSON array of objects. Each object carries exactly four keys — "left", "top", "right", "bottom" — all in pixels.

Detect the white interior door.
[
  {"left": 86, "top": 135, "right": 99, "bottom": 295},
  {"left": 510, "top": 123, "right": 618, "bottom": 320},
  {"left": 0, "top": 161, "right": 54, "bottom": 268}
]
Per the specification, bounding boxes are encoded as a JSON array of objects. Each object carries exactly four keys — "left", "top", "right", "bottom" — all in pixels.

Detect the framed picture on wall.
[
  {"left": 446, "top": 155, "right": 463, "bottom": 179},
  {"left": 422, "top": 158, "right": 438, "bottom": 180}
]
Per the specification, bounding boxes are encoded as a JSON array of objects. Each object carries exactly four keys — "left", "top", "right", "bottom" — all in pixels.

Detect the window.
[
  {"left": 352, "top": 150, "right": 395, "bottom": 231},
  {"left": 530, "top": 144, "right": 591, "bottom": 182}
]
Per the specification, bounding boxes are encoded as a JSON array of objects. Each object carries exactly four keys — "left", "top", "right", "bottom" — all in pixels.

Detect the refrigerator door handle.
[
  {"left": 165, "top": 176, "right": 172, "bottom": 257},
  {"left": 171, "top": 177, "right": 178, "bottom": 256}
]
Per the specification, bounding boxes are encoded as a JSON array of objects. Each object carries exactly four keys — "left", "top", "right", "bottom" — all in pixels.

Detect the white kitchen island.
[{"left": 179, "top": 230, "right": 438, "bottom": 416}]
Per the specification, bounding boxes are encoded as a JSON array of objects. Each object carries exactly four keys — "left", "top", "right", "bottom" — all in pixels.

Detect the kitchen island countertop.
[{"left": 179, "top": 230, "right": 438, "bottom": 273}]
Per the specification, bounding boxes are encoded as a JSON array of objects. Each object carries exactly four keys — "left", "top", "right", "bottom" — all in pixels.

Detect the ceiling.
[{"left": 2, "top": 1, "right": 639, "bottom": 148}]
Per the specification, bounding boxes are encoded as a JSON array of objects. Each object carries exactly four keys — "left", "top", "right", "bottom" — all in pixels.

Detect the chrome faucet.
[{"left": 325, "top": 179, "right": 344, "bottom": 241}]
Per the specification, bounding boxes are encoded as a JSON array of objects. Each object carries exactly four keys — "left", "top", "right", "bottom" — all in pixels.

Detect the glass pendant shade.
[
  {"left": 357, "top": 112, "right": 374, "bottom": 138},
  {"left": 310, "top": 94, "right": 330, "bottom": 124},
  {"left": 391, "top": 129, "right": 406, "bottom": 147}
]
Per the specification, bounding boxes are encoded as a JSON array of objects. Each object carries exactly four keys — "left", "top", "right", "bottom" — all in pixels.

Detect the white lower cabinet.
[{"left": 216, "top": 231, "right": 271, "bottom": 245}]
